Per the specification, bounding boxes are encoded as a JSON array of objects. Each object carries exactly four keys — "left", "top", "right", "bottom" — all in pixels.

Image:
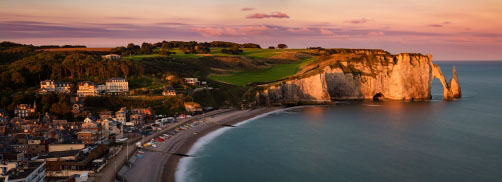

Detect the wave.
[{"left": 175, "top": 107, "right": 295, "bottom": 182}]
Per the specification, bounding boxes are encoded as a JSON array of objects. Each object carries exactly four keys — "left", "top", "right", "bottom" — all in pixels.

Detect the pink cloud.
[
  {"left": 246, "top": 12, "right": 290, "bottom": 19},
  {"left": 241, "top": 7, "right": 254, "bottom": 11},
  {"left": 192, "top": 27, "right": 224, "bottom": 36},
  {"left": 246, "top": 13, "right": 270, "bottom": 19},
  {"left": 269, "top": 12, "right": 290, "bottom": 18},
  {"left": 320, "top": 28, "right": 334, "bottom": 35},
  {"left": 368, "top": 31, "right": 385, "bottom": 36},
  {"left": 346, "top": 18, "right": 369, "bottom": 24},
  {"left": 193, "top": 25, "right": 273, "bottom": 36},
  {"left": 288, "top": 27, "right": 311, "bottom": 33},
  {"left": 428, "top": 24, "right": 443, "bottom": 28}
]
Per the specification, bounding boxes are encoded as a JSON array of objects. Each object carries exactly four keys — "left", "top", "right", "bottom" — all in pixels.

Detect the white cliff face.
[
  {"left": 259, "top": 73, "right": 331, "bottom": 105},
  {"left": 256, "top": 52, "right": 461, "bottom": 105}
]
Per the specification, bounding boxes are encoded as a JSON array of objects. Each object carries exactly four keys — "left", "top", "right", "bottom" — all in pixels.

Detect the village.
[{"left": 0, "top": 72, "right": 212, "bottom": 182}]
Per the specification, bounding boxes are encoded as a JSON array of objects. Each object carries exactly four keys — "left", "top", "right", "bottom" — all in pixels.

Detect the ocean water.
[{"left": 176, "top": 61, "right": 502, "bottom": 182}]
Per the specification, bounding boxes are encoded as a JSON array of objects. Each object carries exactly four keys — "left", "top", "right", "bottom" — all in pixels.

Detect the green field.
[
  {"left": 209, "top": 57, "right": 314, "bottom": 86},
  {"left": 127, "top": 48, "right": 296, "bottom": 60},
  {"left": 241, "top": 48, "right": 282, "bottom": 58},
  {"left": 125, "top": 54, "right": 166, "bottom": 61}
]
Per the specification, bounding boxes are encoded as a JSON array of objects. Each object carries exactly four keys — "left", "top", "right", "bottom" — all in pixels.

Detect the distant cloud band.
[
  {"left": 241, "top": 7, "right": 254, "bottom": 11},
  {"left": 246, "top": 12, "right": 290, "bottom": 19}
]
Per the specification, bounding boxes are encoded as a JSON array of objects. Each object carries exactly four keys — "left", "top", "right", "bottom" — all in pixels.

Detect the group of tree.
[
  {"left": 110, "top": 41, "right": 266, "bottom": 56},
  {"left": 111, "top": 43, "right": 153, "bottom": 56},
  {"left": 1, "top": 91, "right": 74, "bottom": 120},
  {"left": 38, "top": 45, "right": 86, "bottom": 49},
  {"left": 267, "top": 44, "right": 288, "bottom": 49},
  {"left": 277, "top": 44, "right": 288, "bottom": 49},
  {"left": 221, "top": 45, "right": 243, "bottom": 55},
  {"left": 0, "top": 51, "right": 142, "bottom": 91}
]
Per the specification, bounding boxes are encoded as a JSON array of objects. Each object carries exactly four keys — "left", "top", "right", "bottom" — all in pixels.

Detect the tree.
[
  {"left": 141, "top": 42, "right": 152, "bottom": 54},
  {"left": 62, "top": 53, "right": 86, "bottom": 78},
  {"left": 195, "top": 44, "right": 210, "bottom": 54},
  {"left": 277, "top": 44, "right": 288, "bottom": 49},
  {"left": 126, "top": 43, "right": 140, "bottom": 56},
  {"left": 120, "top": 62, "right": 130, "bottom": 78},
  {"left": 268, "top": 46, "right": 275, "bottom": 49},
  {"left": 50, "top": 102, "right": 71, "bottom": 119},
  {"left": 241, "top": 43, "right": 261, "bottom": 48},
  {"left": 11, "top": 72, "right": 24, "bottom": 85}
]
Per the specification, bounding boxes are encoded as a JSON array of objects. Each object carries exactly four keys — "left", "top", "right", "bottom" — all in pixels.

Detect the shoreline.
[{"left": 162, "top": 107, "right": 281, "bottom": 182}]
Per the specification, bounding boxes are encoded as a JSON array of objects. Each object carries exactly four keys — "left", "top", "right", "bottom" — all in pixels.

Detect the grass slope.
[
  {"left": 127, "top": 48, "right": 285, "bottom": 60},
  {"left": 208, "top": 57, "right": 314, "bottom": 86},
  {"left": 125, "top": 54, "right": 166, "bottom": 61}
]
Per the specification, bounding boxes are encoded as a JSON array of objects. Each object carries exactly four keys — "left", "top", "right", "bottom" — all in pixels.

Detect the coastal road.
[
  {"left": 92, "top": 109, "right": 232, "bottom": 182},
  {"left": 122, "top": 108, "right": 275, "bottom": 182}
]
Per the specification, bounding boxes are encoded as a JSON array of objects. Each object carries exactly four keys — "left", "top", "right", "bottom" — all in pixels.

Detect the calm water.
[{"left": 177, "top": 61, "right": 502, "bottom": 182}]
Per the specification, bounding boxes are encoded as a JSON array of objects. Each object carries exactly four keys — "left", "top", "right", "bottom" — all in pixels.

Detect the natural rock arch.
[
  {"left": 373, "top": 93, "right": 384, "bottom": 101},
  {"left": 431, "top": 64, "right": 462, "bottom": 100}
]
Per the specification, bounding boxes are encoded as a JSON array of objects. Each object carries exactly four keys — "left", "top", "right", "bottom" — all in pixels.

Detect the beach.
[{"left": 122, "top": 107, "right": 279, "bottom": 182}]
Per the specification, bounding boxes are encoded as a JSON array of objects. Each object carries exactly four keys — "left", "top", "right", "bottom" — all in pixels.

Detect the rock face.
[
  {"left": 256, "top": 50, "right": 461, "bottom": 105},
  {"left": 432, "top": 65, "right": 462, "bottom": 100}
]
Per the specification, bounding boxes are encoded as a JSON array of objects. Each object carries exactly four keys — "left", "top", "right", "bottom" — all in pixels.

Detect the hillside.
[{"left": 0, "top": 41, "right": 461, "bottom": 117}]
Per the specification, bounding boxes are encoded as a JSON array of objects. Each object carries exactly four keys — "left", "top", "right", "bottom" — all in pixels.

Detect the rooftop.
[
  {"left": 5, "top": 162, "right": 45, "bottom": 180},
  {"left": 106, "top": 77, "right": 127, "bottom": 82},
  {"left": 38, "top": 149, "right": 80, "bottom": 159}
]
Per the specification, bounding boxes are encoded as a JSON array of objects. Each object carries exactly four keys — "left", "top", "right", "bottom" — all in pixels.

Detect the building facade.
[
  {"left": 128, "top": 114, "right": 143, "bottom": 126},
  {"left": 184, "top": 102, "right": 202, "bottom": 113},
  {"left": 101, "top": 54, "right": 121, "bottom": 60},
  {"left": 77, "top": 131, "right": 97, "bottom": 144},
  {"left": 39, "top": 80, "right": 71, "bottom": 94},
  {"left": 162, "top": 85, "right": 176, "bottom": 96},
  {"left": 114, "top": 107, "right": 128, "bottom": 125},
  {"left": 14, "top": 104, "right": 36, "bottom": 118},
  {"left": 77, "top": 82, "right": 105, "bottom": 97},
  {"left": 105, "top": 78, "right": 129, "bottom": 95},
  {"left": 184, "top": 78, "right": 199, "bottom": 86}
]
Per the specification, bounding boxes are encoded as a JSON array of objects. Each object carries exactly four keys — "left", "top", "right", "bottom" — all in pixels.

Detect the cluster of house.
[
  {"left": 0, "top": 106, "right": 156, "bottom": 182},
  {"left": 0, "top": 72, "right": 213, "bottom": 181},
  {"left": 39, "top": 77, "right": 129, "bottom": 96},
  {"left": 40, "top": 77, "right": 209, "bottom": 98},
  {"left": 0, "top": 118, "right": 104, "bottom": 181}
]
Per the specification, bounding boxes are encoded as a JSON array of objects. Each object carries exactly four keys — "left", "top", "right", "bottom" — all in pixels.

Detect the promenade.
[{"left": 92, "top": 109, "right": 233, "bottom": 182}]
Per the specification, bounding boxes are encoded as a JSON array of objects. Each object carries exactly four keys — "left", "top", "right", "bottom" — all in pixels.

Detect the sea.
[{"left": 176, "top": 61, "right": 502, "bottom": 182}]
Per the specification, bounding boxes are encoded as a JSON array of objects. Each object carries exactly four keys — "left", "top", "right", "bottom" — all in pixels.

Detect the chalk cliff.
[{"left": 256, "top": 49, "right": 461, "bottom": 105}]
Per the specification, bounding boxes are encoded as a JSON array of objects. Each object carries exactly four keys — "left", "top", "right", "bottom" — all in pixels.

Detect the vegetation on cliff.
[{"left": 0, "top": 40, "right": 444, "bottom": 116}]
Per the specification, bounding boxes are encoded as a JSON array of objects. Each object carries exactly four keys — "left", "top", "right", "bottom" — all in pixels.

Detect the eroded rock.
[{"left": 256, "top": 50, "right": 461, "bottom": 105}]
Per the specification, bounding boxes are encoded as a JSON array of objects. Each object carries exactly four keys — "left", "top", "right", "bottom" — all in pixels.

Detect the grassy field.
[
  {"left": 208, "top": 57, "right": 315, "bottom": 86},
  {"left": 40, "top": 48, "right": 113, "bottom": 52},
  {"left": 128, "top": 48, "right": 295, "bottom": 60},
  {"left": 125, "top": 54, "right": 166, "bottom": 61},
  {"left": 241, "top": 48, "right": 282, "bottom": 58}
]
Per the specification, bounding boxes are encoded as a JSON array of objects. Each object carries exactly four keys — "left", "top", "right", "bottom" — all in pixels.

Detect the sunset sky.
[{"left": 1, "top": 0, "right": 501, "bottom": 60}]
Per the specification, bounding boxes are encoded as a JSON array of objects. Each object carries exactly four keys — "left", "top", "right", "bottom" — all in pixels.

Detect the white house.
[
  {"left": 114, "top": 107, "right": 128, "bottom": 125},
  {"left": 106, "top": 77, "right": 129, "bottom": 95},
  {"left": 101, "top": 54, "right": 121, "bottom": 60},
  {"left": 184, "top": 78, "right": 199, "bottom": 86},
  {"left": 77, "top": 81, "right": 106, "bottom": 97},
  {"left": 40, "top": 80, "right": 71, "bottom": 94}
]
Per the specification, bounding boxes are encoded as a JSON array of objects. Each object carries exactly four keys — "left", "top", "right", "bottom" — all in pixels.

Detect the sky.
[{"left": 1, "top": 0, "right": 501, "bottom": 60}]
